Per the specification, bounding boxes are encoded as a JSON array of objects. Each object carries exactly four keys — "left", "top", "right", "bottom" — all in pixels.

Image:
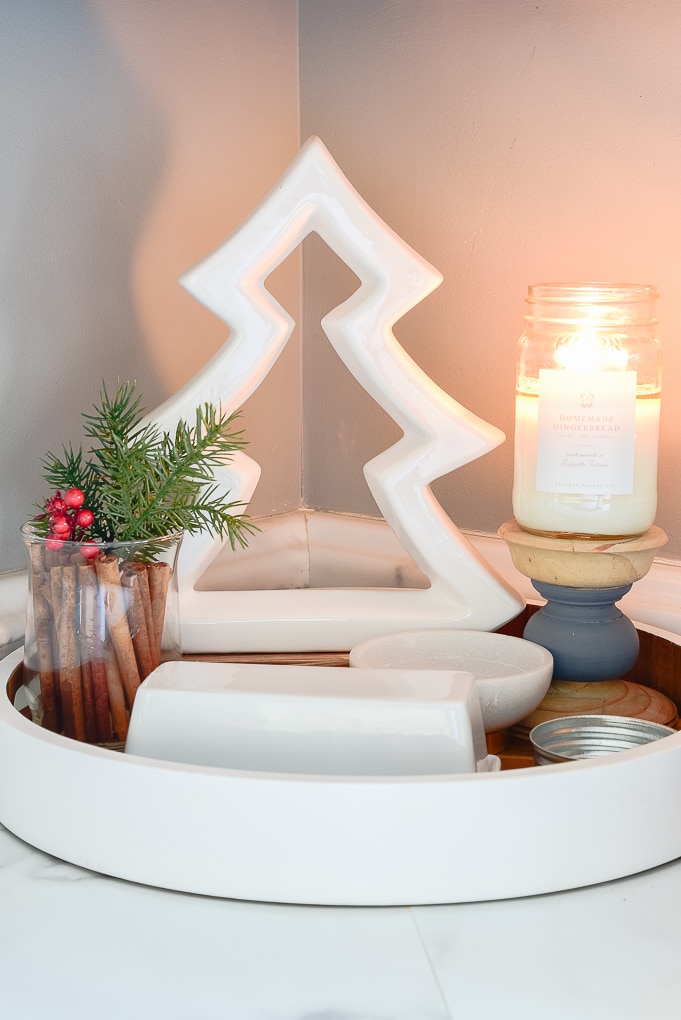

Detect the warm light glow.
[{"left": 552, "top": 329, "right": 629, "bottom": 373}]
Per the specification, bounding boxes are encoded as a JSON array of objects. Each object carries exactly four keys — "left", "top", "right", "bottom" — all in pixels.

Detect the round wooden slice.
[{"left": 512, "top": 678, "right": 679, "bottom": 742}]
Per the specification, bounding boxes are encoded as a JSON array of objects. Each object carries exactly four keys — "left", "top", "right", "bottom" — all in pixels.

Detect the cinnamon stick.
[
  {"left": 91, "top": 658, "right": 113, "bottom": 743},
  {"left": 94, "top": 553, "right": 141, "bottom": 707},
  {"left": 102, "top": 638, "right": 129, "bottom": 741},
  {"left": 147, "top": 561, "right": 171, "bottom": 665},
  {"left": 88, "top": 564, "right": 114, "bottom": 742},
  {"left": 122, "top": 564, "right": 154, "bottom": 679},
  {"left": 77, "top": 562, "right": 102, "bottom": 743},
  {"left": 27, "top": 543, "right": 60, "bottom": 731},
  {"left": 132, "top": 563, "right": 155, "bottom": 661},
  {"left": 51, "top": 564, "right": 86, "bottom": 741},
  {"left": 79, "top": 659, "right": 98, "bottom": 744}
]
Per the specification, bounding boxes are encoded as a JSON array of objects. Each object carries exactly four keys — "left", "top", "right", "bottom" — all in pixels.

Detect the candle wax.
[{"left": 513, "top": 392, "right": 660, "bottom": 537}]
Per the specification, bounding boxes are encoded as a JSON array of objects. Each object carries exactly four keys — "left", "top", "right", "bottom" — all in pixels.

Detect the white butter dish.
[{"left": 125, "top": 660, "right": 496, "bottom": 775}]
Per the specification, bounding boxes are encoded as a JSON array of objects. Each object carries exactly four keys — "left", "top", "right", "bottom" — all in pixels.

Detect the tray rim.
[{"left": 3, "top": 638, "right": 681, "bottom": 905}]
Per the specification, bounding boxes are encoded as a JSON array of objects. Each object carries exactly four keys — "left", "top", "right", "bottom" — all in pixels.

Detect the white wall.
[
  {"left": 4, "top": 0, "right": 681, "bottom": 574},
  {"left": 0, "top": 0, "right": 301, "bottom": 571},
  {"left": 300, "top": 0, "right": 681, "bottom": 557}
]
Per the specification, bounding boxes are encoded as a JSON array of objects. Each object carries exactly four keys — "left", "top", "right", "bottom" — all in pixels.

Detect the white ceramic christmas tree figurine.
[{"left": 147, "top": 137, "right": 522, "bottom": 651}]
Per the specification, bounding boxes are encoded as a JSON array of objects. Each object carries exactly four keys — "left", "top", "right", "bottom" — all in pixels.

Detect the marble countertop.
[{"left": 2, "top": 819, "right": 681, "bottom": 1019}]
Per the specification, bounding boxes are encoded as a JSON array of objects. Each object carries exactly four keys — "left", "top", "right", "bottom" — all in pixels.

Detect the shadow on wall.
[{"left": 0, "top": 0, "right": 167, "bottom": 570}]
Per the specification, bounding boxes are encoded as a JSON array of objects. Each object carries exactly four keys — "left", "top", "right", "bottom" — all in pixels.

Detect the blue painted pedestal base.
[{"left": 523, "top": 581, "right": 639, "bottom": 682}]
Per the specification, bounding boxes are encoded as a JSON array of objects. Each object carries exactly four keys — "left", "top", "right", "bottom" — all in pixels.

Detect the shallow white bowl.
[{"left": 349, "top": 629, "right": 553, "bottom": 733}]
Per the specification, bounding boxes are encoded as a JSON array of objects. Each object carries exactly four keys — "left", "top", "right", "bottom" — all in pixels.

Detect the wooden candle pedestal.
[{"left": 497, "top": 521, "right": 676, "bottom": 766}]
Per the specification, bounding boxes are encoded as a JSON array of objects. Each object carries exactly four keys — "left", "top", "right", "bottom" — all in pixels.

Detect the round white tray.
[{"left": 2, "top": 645, "right": 681, "bottom": 905}]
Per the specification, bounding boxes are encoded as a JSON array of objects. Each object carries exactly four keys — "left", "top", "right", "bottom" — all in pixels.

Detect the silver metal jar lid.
[{"left": 529, "top": 714, "right": 676, "bottom": 766}]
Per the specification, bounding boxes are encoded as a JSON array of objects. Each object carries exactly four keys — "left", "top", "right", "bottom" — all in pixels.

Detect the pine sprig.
[
  {"left": 37, "top": 381, "right": 256, "bottom": 547},
  {"left": 40, "top": 444, "right": 114, "bottom": 541}
]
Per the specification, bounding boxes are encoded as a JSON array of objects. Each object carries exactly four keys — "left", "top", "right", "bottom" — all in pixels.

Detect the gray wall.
[
  {"left": 0, "top": 0, "right": 301, "bottom": 570},
  {"left": 3, "top": 0, "right": 681, "bottom": 572},
  {"left": 300, "top": 0, "right": 681, "bottom": 555}
]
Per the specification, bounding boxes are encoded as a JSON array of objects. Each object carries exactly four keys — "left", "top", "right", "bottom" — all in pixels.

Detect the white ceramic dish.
[
  {"left": 349, "top": 629, "right": 554, "bottom": 732},
  {"left": 125, "top": 660, "right": 496, "bottom": 776},
  {"left": 3, "top": 638, "right": 681, "bottom": 906}
]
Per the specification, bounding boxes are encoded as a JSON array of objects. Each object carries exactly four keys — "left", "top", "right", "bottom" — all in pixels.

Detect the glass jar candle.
[{"left": 512, "top": 283, "right": 662, "bottom": 538}]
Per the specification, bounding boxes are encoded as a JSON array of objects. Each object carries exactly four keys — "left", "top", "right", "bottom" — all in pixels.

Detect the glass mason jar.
[
  {"left": 512, "top": 283, "right": 662, "bottom": 538},
  {"left": 20, "top": 525, "right": 183, "bottom": 745}
]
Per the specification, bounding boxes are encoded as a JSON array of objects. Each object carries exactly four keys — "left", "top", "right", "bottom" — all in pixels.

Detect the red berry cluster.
[{"left": 38, "top": 489, "right": 99, "bottom": 557}]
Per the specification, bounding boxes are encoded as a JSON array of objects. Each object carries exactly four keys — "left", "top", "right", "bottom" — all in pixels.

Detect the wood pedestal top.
[{"left": 498, "top": 520, "right": 668, "bottom": 588}]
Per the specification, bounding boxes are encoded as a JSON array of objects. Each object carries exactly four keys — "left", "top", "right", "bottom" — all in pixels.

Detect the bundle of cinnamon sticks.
[{"left": 26, "top": 544, "right": 172, "bottom": 743}]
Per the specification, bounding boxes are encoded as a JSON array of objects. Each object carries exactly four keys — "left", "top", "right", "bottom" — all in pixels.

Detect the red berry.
[
  {"left": 51, "top": 516, "right": 72, "bottom": 536},
  {"left": 45, "top": 494, "right": 67, "bottom": 515},
  {"left": 45, "top": 537, "right": 64, "bottom": 551},
  {"left": 64, "top": 488, "right": 85, "bottom": 509},
  {"left": 76, "top": 508, "right": 94, "bottom": 528},
  {"left": 79, "top": 541, "right": 100, "bottom": 560}
]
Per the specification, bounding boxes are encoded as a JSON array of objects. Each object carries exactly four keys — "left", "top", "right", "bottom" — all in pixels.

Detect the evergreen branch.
[
  {"left": 81, "top": 380, "right": 147, "bottom": 448},
  {"left": 38, "top": 381, "right": 257, "bottom": 548}
]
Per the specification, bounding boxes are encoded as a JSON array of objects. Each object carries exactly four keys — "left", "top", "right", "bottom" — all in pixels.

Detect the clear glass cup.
[{"left": 20, "top": 524, "right": 183, "bottom": 745}]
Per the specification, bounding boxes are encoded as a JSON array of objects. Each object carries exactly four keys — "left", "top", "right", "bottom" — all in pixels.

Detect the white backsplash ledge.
[{"left": 1, "top": 516, "right": 680, "bottom": 650}]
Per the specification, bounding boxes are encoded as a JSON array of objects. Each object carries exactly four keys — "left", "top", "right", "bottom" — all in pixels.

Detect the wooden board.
[{"left": 9, "top": 612, "right": 681, "bottom": 771}]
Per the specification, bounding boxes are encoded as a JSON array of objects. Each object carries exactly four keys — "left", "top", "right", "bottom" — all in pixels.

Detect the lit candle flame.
[{"left": 553, "top": 328, "right": 629, "bottom": 373}]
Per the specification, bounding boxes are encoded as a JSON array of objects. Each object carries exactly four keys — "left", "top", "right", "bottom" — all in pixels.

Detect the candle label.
[{"left": 536, "top": 369, "right": 637, "bottom": 494}]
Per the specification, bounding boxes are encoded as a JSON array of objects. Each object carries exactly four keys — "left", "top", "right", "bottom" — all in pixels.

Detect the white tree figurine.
[{"left": 147, "top": 137, "right": 522, "bottom": 651}]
